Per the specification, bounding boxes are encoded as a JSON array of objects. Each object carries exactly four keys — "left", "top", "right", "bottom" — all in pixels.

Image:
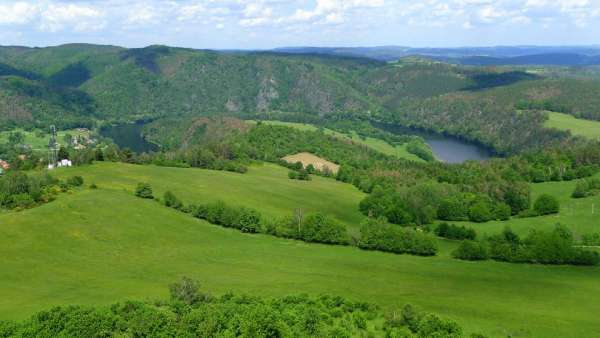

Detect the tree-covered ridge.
[{"left": 0, "top": 44, "right": 599, "bottom": 153}]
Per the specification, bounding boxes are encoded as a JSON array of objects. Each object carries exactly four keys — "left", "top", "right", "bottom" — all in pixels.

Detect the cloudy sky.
[{"left": 0, "top": 0, "right": 599, "bottom": 49}]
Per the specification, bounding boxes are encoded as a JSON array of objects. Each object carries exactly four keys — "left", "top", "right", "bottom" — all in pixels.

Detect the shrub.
[
  {"left": 238, "top": 208, "right": 262, "bottom": 233},
  {"left": 452, "top": 241, "right": 490, "bottom": 261},
  {"left": 67, "top": 175, "right": 84, "bottom": 187},
  {"left": 288, "top": 171, "right": 298, "bottom": 179},
  {"left": 89, "top": 183, "right": 98, "bottom": 189},
  {"left": 581, "top": 233, "right": 600, "bottom": 246},
  {"left": 533, "top": 194, "right": 559, "bottom": 215},
  {"left": 300, "top": 213, "right": 347, "bottom": 245},
  {"left": 468, "top": 201, "right": 493, "bottom": 223},
  {"left": 435, "top": 223, "right": 476, "bottom": 240},
  {"left": 163, "top": 191, "right": 183, "bottom": 210},
  {"left": 169, "top": 277, "right": 210, "bottom": 305},
  {"left": 358, "top": 218, "right": 438, "bottom": 256},
  {"left": 493, "top": 202, "right": 512, "bottom": 221},
  {"left": 135, "top": 183, "right": 153, "bottom": 199}
]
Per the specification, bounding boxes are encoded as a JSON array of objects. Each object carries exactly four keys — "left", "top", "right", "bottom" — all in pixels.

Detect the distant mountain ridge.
[{"left": 273, "top": 46, "right": 600, "bottom": 65}]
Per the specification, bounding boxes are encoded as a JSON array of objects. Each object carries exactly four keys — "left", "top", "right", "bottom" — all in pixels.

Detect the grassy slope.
[
  {"left": 463, "top": 175, "right": 600, "bottom": 237},
  {"left": 1, "top": 184, "right": 600, "bottom": 337},
  {"left": 52, "top": 162, "right": 366, "bottom": 233},
  {"left": 545, "top": 111, "right": 600, "bottom": 140},
  {"left": 250, "top": 120, "right": 425, "bottom": 162}
]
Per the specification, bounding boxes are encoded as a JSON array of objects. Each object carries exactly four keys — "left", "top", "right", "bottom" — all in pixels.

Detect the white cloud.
[
  {"left": 40, "top": 3, "right": 105, "bottom": 32},
  {"left": 0, "top": 2, "right": 38, "bottom": 25}
]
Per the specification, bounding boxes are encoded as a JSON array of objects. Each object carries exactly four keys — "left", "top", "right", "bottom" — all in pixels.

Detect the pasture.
[
  {"left": 1, "top": 184, "right": 600, "bottom": 337},
  {"left": 464, "top": 175, "right": 600, "bottom": 238},
  {"left": 544, "top": 111, "right": 600, "bottom": 140},
  {"left": 52, "top": 162, "right": 366, "bottom": 232}
]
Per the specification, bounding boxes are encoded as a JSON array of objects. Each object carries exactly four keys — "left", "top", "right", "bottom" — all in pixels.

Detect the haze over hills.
[{"left": 273, "top": 46, "right": 600, "bottom": 65}]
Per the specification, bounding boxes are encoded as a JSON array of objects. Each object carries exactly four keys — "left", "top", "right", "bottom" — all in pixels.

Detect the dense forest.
[{"left": 1, "top": 44, "right": 600, "bottom": 154}]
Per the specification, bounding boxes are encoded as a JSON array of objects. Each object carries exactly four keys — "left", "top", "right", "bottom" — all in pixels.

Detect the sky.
[{"left": 0, "top": 0, "right": 599, "bottom": 49}]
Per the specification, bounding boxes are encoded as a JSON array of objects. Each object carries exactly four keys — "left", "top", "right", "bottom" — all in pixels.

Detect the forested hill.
[{"left": 1, "top": 44, "right": 600, "bottom": 154}]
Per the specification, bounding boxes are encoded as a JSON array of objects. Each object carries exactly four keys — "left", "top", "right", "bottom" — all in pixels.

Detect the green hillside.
[
  {"left": 1, "top": 165, "right": 600, "bottom": 337},
  {"left": 53, "top": 162, "right": 366, "bottom": 232}
]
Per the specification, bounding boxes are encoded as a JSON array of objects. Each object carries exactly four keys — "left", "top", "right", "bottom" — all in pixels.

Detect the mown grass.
[
  {"left": 544, "top": 111, "right": 600, "bottom": 140},
  {"left": 248, "top": 120, "right": 425, "bottom": 162},
  {"left": 2, "top": 187, "right": 600, "bottom": 337},
  {"left": 53, "top": 162, "right": 366, "bottom": 233},
  {"left": 463, "top": 175, "right": 600, "bottom": 238}
]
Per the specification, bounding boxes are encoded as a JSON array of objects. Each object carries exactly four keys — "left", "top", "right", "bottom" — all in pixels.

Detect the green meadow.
[
  {"left": 1, "top": 168, "right": 600, "bottom": 337},
  {"left": 0, "top": 128, "right": 88, "bottom": 150},
  {"left": 463, "top": 174, "right": 600, "bottom": 238},
  {"left": 52, "top": 162, "right": 367, "bottom": 232},
  {"left": 544, "top": 111, "right": 600, "bottom": 140},
  {"left": 248, "top": 120, "right": 425, "bottom": 162}
]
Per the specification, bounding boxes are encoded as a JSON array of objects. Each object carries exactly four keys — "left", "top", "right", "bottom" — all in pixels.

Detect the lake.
[
  {"left": 375, "top": 123, "right": 492, "bottom": 163},
  {"left": 100, "top": 122, "right": 158, "bottom": 153}
]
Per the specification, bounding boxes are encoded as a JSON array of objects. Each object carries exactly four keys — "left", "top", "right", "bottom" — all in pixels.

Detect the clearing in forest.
[{"left": 282, "top": 152, "right": 340, "bottom": 174}]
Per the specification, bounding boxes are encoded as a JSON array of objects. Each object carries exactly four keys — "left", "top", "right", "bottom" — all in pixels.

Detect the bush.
[
  {"left": 66, "top": 175, "right": 84, "bottom": 187},
  {"left": 135, "top": 183, "right": 153, "bottom": 199},
  {"left": 452, "top": 241, "right": 490, "bottom": 261},
  {"left": 238, "top": 207, "right": 262, "bottom": 233},
  {"left": 435, "top": 223, "right": 476, "bottom": 240},
  {"left": 163, "top": 191, "right": 183, "bottom": 210},
  {"left": 493, "top": 202, "right": 512, "bottom": 221},
  {"left": 468, "top": 201, "right": 493, "bottom": 223},
  {"left": 358, "top": 218, "right": 438, "bottom": 256},
  {"left": 89, "top": 183, "right": 98, "bottom": 189},
  {"left": 533, "top": 194, "right": 559, "bottom": 215},
  {"left": 581, "top": 233, "right": 600, "bottom": 246},
  {"left": 300, "top": 213, "right": 347, "bottom": 245},
  {"left": 288, "top": 171, "right": 298, "bottom": 179}
]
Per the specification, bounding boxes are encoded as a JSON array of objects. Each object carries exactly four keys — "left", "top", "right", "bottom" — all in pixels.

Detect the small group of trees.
[
  {"left": 572, "top": 178, "right": 600, "bottom": 198},
  {"left": 192, "top": 201, "right": 263, "bottom": 234},
  {"left": 453, "top": 225, "right": 599, "bottom": 266},
  {"left": 435, "top": 223, "right": 476, "bottom": 240},
  {"left": 288, "top": 169, "right": 311, "bottom": 180},
  {"left": 358, "top": 217, "right": 438, "bottom": 256}
]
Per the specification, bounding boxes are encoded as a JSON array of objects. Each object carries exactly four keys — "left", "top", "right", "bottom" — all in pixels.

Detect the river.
[
  {"left": 375, "top": 123, "right": 492, "bottom": 163},
  {"left": 100, "top": 122, "right": 158, "bottom": 153}
]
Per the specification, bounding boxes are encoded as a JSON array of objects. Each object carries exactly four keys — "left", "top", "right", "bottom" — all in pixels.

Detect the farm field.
[
  {"left": 248, "top": 120, "right": 426, "bottom": 162},
  {"left": 52, "top": 161, "right": 366, "bottom": 232},
  {"left": 1, "top": 182, "right": 600, "bottom": 337},
  {"left": 463, "top": 174, "right": 600, "bottom": 237},
  {"left": 544, "top": 111, "right": 600, "bottom": 140}
]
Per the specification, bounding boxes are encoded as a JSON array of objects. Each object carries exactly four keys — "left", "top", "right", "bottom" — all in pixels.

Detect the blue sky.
[{"left": 0, "top": 0, "right": 599, "bottom": 49}]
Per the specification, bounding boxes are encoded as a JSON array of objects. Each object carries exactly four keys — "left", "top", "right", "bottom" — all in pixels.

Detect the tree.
[
  {"left": 452, "top": 241, "right": 489, "bottom": 261},
  {"left": 58, "top": 146, "right": 69, "bottom": 160},
  {"left": 534, "top": 194, "right": 559, "bottom": 215},
  {"left": 7, "top": 132, "right": 24, "bottom": 146},
  {"left": 63, "top": 133, "right": 73, "bottom": 146},
  {"left": 168, "top": 277, "right": 209, "bottom": 305},
  {"left": 468, "top": 201, "right": 493, "bottom": 223},
  {"left": 135, "top": 183, "right": 153, "bottom": 199}
]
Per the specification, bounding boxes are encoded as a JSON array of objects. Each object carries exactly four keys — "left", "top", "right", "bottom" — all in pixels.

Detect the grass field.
[
  {"left": 1, "top": 179, "right": 599, "bottom": 337},
  {"left": 0, "top": 128, "right": 90, "bottom": 150},
  {"left": 463, "top": 175, "right": 600, "bottom": 238},
  {"left": 544, "top": 111, "right": 600, "bottom": 140},
  {"left": 249, "top": 120, "right": 426, "bottom": 162},
  {"left": 53, "top": 162, "right": 366, "bottom": 233}
]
